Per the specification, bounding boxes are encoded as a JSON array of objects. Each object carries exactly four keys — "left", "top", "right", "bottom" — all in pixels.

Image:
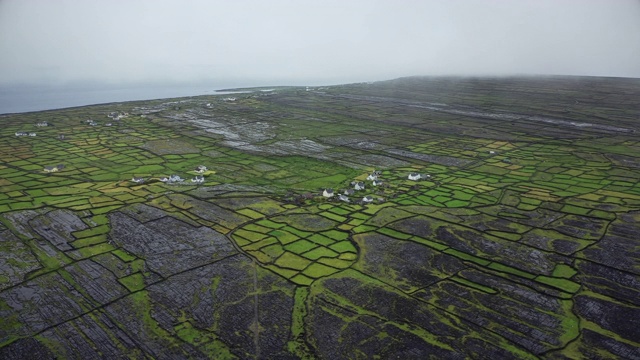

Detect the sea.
[{"left": 0, "top": 84, "right": 249, "bottom": 115}]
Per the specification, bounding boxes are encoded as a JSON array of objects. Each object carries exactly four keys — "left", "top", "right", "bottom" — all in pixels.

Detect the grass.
[
  {"left": 234, "top": 228, "right": 268, "bottom": 242},
  {"left": 320, "top": 230, "right": 349, "bottom": 241},
  {"left": 303, "top": 263, "right": 340, "bottom": 278},
  {"left": 2, "top": 76, "right": 640, "bottom": 358},
  {"left": 112, "top": 249, "right": 137, "bottom": 262},
  {"left": 71, "top": 234, "right": 107, "bottom": 248},
  {"left": 306, "top": 233, "right": 334, "bottom": 246},
  {"left": 443, "top": 249, "right": 491, "bottom": 266},
  {"left": 328, "top": 241, "right": 357, "bottom": 254},
  {"left": 77, "top": 243, "right": 116, "bottom": 258},
  {"left": 535, "top": 275, "right": 581, "bottom": 293},
  {"left": 376, "top": 227, "right": 412, "bottom": 240},
  {"left": 284, "top": 239, "right": 318, "bottom": 254},
  {"left": 268, "top": 229, "right": 299, "bottom": 244},
  {"left": 301, "top": 246, "right": 339, "bottom": 260},
  {"left": 119, "top": 273, "right": 145, "bottom": 292},
  {"left": 487, "top": 262, "right": 536, "bottom": 279},
  {"left": 552, "top": 264, "right": 579, "bottom": 279},
  {"left": 72, "top": 224, "right": 111, "bottom": 239},
  {"left": 274, "top": 252, "right": 312, "bottom": 271}
]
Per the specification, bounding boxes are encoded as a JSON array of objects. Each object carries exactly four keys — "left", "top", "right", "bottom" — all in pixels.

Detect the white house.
[
  {"left": 161, "top": 175, "right": 184, "bottom": 183},
  {"left": 322, "top": 188, "right": 334, "bottom": 198},
  {"left": 195, "top": 165, "right": 208, "bottom": 173},
  {"left": 362, "top": 195, "right": 374, "bottom": 203},
  {"left": 169, "top": 175, "right": 183, "bottom": 183},
  {"left": 373, "top": 180, "right": 383, "bottom": 186},
  {"left": 191, "top": 175, "right": 205, "bottom": 184},
  {"left": 131, "top": 177, "right": 145, "bottom": 184},
  {"left": 107, "top": 111, "right": 127, "bottom": 120},
  {"left": 354, "top": 182, "right": 365, "bottom": 191},
  {"left": 338, "top": 194, "right": 350, "bottom": 203},
  {"left": 408, "top": 173, "right": 421, "bottom": 181},
  {"left": 366, "top": 173, "right": 378, "bottom": 181},
  {"left": 43, "top": 166, "right": 58, "bottom": 173}
]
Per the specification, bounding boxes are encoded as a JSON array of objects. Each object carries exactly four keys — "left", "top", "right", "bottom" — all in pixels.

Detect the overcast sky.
[{"left": 1, "top": 0, "right": 639, "bottom": 88}]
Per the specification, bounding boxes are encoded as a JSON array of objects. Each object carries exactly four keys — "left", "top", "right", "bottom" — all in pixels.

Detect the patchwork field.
[{"left": 1, "top": 76, "right": 639, "bottom": 359}]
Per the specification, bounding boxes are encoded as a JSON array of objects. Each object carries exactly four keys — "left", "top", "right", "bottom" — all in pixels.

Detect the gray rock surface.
[
  {"left": 108, "top": 211, "right": 237, "bottom": 277},
  {"left": 29, "top": 209, "right": 88, "bottom": 251},
  {"left": 0, "top": 230, "right": 41, "bottom": 291}
]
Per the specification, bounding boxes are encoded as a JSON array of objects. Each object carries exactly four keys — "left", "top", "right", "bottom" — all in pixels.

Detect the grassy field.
[{"left": 0, "top": 76, "right": 639, "bottom": 359}]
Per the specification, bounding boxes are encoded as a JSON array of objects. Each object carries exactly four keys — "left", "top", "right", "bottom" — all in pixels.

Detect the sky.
[{"left": 1, "top": 0, "right": 639, "bottom": 89}]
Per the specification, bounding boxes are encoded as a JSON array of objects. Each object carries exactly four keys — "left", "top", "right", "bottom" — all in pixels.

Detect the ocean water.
[{"left": 0, "top": 84, "right": 243, "bottom": 115}]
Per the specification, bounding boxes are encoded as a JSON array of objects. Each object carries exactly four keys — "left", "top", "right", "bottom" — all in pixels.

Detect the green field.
[{"left": 0, "top": 76, "right": 639, "bottom": 359}]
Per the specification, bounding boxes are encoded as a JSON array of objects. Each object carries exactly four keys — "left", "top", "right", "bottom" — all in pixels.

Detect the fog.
[{"left": 1, "top": 0, "right": 639, "bottom": 89}]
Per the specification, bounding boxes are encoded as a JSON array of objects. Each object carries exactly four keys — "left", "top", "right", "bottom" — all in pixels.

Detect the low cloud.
[{"left": 1, "top": 0, "right": 639, "bottom": 88}]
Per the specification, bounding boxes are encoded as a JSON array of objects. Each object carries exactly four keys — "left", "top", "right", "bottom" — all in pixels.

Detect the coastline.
[{"left": 0, "top": 85, "right": 254, "bottom": 115}]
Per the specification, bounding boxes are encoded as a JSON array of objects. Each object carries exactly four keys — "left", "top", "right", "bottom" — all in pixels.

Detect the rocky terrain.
[{"left": 0, "top": 76, "right": 639, "bottom": 359}]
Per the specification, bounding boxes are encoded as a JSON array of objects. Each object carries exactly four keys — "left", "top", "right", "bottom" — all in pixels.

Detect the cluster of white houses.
[
  {"left": 132, "top": 166, "right": 208, "bottom": 185},
  {"left": 19, "top": 115, "right": 125, "bottom": 139},
  {"left": 107, "top": 111, "right": 128, "bottom": 121},
  {"left": 83, "top": 119, "right": 116, "bottom": 127},
  {"left": 322, "top": 170, "right": 430, "bottom": 204},
  {"left": 16, "top": 120, "right": 49, "bottom": 136},
  {"left": 16, "top": 121, "right": 69, "bottom": 141}
]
